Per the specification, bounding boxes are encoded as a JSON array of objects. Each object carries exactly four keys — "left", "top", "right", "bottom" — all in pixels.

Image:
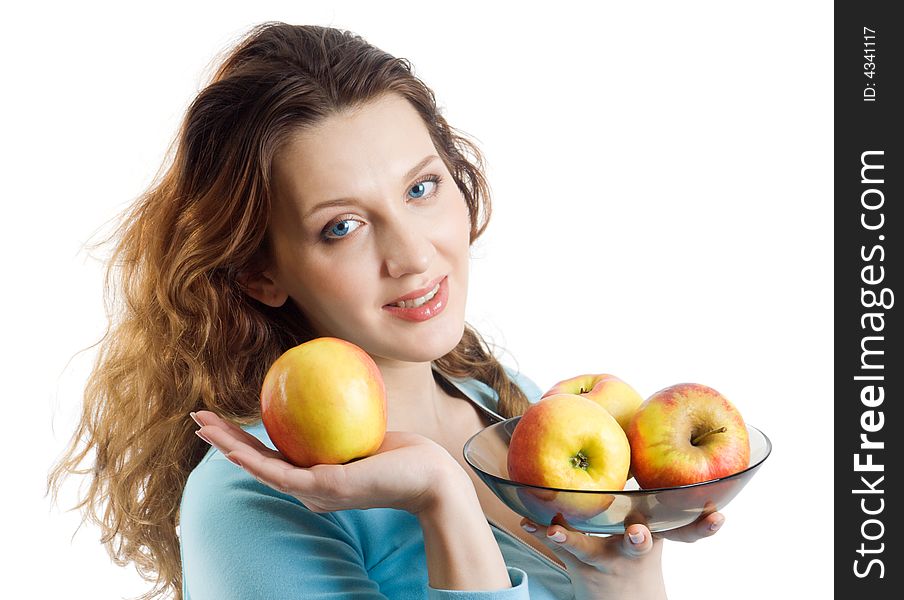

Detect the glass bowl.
[{"left": 463, "top": 416, "right": 771, "bottom": 534}]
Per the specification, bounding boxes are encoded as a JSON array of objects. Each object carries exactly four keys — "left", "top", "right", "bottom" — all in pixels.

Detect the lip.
[
  {"left": 382, "top": 276, "right": 449, "bottom": 322},
  {"left": 385, "top": 275, "right": 446, "bottom": 305}
]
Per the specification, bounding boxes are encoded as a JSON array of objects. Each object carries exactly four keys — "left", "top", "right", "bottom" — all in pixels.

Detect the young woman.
[{"left": 48, "top": 22, "right": 724, "bottom": 600}]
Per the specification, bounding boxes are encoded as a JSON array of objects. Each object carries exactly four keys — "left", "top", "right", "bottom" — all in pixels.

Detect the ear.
[{"left": 236, "top": 269, "right": 289, "bottom": 308}]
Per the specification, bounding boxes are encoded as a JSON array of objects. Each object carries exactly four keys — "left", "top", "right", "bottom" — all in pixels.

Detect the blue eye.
[
  {"left": 408, "top": 179, "right": 437, "bottom": 199},
  {"left": 324, "top": 218, "right": 363, "bottom": 240}
]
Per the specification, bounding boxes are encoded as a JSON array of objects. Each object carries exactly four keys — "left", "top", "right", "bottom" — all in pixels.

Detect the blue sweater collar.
[{"left": 431, "top": 363, "right": 505, "bottom": 423}]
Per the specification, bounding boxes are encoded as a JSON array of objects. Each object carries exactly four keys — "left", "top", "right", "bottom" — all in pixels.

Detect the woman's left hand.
[{"left": 519, "top": 511, "right": 725, "bottom": 600}]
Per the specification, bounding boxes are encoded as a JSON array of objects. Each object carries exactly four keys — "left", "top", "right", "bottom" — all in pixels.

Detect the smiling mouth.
[
  {"left": 381, "top": 276, "right": 449, "bottom": 322},
  {"left": 388, "top": 282, "right": 441, "bottom": 308}
]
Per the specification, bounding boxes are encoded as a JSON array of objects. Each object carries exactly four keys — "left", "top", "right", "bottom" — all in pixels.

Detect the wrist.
[
  {"left": 415, "top": 455, "right": 475, "bottom": 516},
  {"left": 415, "top": 465, "right": 511, "bottom": 591},
  {"left": 574, "top": 541, "right": 667, "bottom": 600}
]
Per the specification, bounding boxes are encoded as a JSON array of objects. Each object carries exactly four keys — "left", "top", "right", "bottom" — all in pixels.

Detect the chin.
[
  {"left": 396, "top": 289, "right": 468, "bottom": 349},
  {"left": 412, "top": 319, "right": 467, "bottom": 362},
  {"left": 319, "top": 319, "right": 457, "bottom": 368}
]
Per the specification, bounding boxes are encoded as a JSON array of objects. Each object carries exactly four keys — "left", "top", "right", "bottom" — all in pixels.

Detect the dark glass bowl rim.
[{"left": 462, "top": 416, "right": 772, "bottom": 494}]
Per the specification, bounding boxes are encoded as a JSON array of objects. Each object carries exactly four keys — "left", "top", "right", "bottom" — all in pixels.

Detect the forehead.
[{"left": 271, "top": 93, "right": 437, "bottom": 212}]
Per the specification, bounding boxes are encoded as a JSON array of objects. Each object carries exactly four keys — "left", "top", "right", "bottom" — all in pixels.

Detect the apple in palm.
[
  {"left": 507, "top": 393, "right": 631, "bottom": 521},
  {"left": 626, "top": 383, "right": 750, "bottom": 488},
  {"left": 543, "top": 373, "right": 643, "bottom": 433},
  {"left": 260, "top": 337, "right": 387, "bottom": 468}
]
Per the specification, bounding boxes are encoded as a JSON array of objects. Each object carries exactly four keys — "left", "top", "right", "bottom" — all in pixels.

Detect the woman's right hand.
[{"left": 191, "top": 410, "right": 467, "bottom": 516}]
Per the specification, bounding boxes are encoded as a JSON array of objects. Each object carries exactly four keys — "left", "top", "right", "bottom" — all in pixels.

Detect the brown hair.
[{"left": 47, "top": 21, "right": 530, "bottom": 600}]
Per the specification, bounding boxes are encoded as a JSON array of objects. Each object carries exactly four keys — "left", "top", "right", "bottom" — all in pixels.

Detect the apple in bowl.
[
  {"left": 626, "top": 383, "right": 750, "bottom": 489},
  {"left": 260, "top": 337, "right": 387, "bottom": 468},
  {"left": 507, "top": 393, "right": 631, "bottom": 521},
  {"left": 542, "top": 373, "right": 643, "bottom": 434}
]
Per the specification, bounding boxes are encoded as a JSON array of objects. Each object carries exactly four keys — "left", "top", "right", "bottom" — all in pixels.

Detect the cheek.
[
  {"left": 288, "top": 257, "right": 368, "bottom": 316},
  {"left": 318, "top": 272, "right": 358, "bottom": 301},
  {"left": 447, "top": 195, "right": 472, "bottom": 249},
  {"left": 446, "top": 198, "right": 472, "bottom": 288}
]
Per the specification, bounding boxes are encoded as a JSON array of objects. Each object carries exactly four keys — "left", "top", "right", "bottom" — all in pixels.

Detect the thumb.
[{"left": 621, "top": 524, "right": 654, "bottom": 558}]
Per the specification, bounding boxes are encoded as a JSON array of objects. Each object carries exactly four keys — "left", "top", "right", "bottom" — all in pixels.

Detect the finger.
[
  {"left": 197, "top": 413, "right": 282, "bottom": 458},
  {"left": 192, "top": 411, "right": 281, "bottom": 458},
  {"left": 227, "top": 449, "right": 316, "bottom": 496},
  {"left": 519, "top": 518, "right": 601, "bottom": 566},
  {"left": 657, "top": 512, "right": 725, "bottom": 543},
  {"left": 197, "top": 423, "right": 282, "bottom": 463},
  {"left": 228, "top": 450, "right": 351, "bottom": 514},
  {"left": 621, "top": 524, "right": 654, "bottom": 557}
]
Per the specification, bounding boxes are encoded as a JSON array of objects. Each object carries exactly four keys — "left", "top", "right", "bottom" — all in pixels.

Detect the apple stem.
[
  {"left": 571, "top": 451, "right": 590, "bottom": 470},
  {"left": 691, "top": 426, "right": 727, "bottom": 446}
]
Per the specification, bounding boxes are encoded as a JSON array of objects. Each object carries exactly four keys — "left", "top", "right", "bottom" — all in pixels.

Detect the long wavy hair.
[{"left": 46, "top": 21, "right": 530, "bottom": 600}]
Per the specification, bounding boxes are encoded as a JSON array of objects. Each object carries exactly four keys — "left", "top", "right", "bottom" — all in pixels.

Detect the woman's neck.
[{"left": 376, "top": 360, "right": 448, "bottom": 433}]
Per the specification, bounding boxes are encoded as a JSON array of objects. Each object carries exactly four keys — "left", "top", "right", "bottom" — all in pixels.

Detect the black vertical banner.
[{"left": 836, "top": 2, "right": 902, "bottom": 595}]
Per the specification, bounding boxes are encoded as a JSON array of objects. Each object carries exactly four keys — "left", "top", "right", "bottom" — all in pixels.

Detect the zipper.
[{"left": 486, "top": 515, "right": 570, "bottom": 575}]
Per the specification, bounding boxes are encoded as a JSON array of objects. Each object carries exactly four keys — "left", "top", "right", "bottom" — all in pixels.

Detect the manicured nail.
[
  {"left": 548, "top": 530, "right": 566, "bottom": 543},
  {"left": 195, "top": 430, "right": 212, "bottom": 445},
  {"left": 189, "top": 411, "right": 202, "bottom": 427},
  {"left": 709, "top": 517, "right": 724, "bottom": 532},
  {"left": 629, "top": 531, "right": 644, "bottom": 545},
  {"left": 522, "top": 523, "right": 537, "bottom": 533}
]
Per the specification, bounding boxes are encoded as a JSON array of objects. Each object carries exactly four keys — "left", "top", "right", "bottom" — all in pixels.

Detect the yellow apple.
[
  {"left": 543, "top": 374, "right": 643, "bottom": 433},
  {"left": 260, "top": 337, "right": 387, "bottom": 468},
  {"left": 626, "top": 383, "right": 750, "bottom": 488},
  {"left": 507, "top": 393, "right": 631, "bottom": 521}
]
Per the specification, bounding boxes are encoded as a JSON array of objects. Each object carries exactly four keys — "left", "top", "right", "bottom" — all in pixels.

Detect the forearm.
[{"left": 417, "top": 469, "right": 511, "bottom": 591}]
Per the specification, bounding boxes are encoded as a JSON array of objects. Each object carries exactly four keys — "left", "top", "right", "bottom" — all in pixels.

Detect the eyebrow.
[{"left": 302, "top": 154, "right": 441, "bottom": 221}]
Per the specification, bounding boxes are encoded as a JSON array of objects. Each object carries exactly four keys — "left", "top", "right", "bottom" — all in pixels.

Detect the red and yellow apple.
[
  {"left": 507, "top": 393, "right": 631, "bottom": 520},
  {"left": 543, "top": 373, "right": 644, "bottom": 433},
  {"left": 260, "top": 337, "right": 387, "bottom": 468},
  {"left": 626, "top": 383, "right": 750, "bottom": 488}
]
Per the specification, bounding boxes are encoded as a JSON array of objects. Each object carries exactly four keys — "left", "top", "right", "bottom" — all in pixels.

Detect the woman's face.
[{"left": 258, "top": 93, "right": 472, "bottom": 365}]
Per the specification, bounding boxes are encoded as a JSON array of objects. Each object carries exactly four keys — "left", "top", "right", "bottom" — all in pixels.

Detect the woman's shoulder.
[
  {"left": 180, "top": 421, "right": 326, "bottom": 533},
  {"left": 183, "top": 420, "right": 273, "bottom": 484},
  {"left": 179, "top": 430, "right": 425, "bottom": 598},
  {"left": 433, "top": 363, "right": 544, "bottom": 422},
  {"left": 180, "top": 422, "right": 411, "bottom": 536},
  {"left": 180, "top": 422, "right": 300, "bottom": 519},
  {"left": 500, "top": 365, "right": 544, "bottom": 404}
]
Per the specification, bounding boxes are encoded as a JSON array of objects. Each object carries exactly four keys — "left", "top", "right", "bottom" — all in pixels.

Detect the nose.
[{"left": 381, "top": 215, "right": 436, "bottom": 279}]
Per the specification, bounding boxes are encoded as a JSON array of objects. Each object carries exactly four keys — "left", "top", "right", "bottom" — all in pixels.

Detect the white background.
[{"left": 3, "top": 1, "right": 832, "bottom": 598}]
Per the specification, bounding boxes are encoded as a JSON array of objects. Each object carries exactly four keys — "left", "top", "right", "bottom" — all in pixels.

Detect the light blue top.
[{"left": 179, "top": 364, "right": 575, "bottom": 599}]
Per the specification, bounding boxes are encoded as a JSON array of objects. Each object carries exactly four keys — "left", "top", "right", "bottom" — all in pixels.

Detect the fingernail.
[
  {"left": 195, "top": 430, "right": 212, "bottom": 445},
  {"left": 522, "top": 523, "right": 537, "bottom": 533},
  {"left": 710, "top": 517, "right": 724, "bottom": 532},
  {"left": 189, "top": 411, "right": 203, "bottom": 427},
  {"left": 629, "top": 531, "right": 644, "bottom": 545},
  {"left": 548, "top": 530, "right": 566, "bottom": 543}
]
